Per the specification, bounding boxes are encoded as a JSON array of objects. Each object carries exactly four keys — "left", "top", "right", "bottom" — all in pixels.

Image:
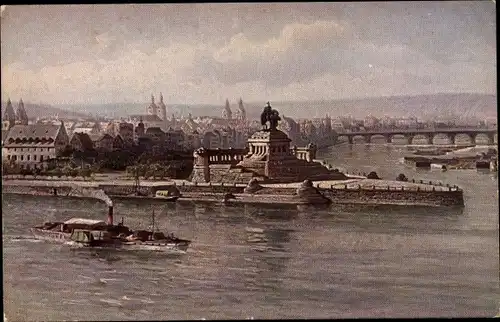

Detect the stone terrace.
[{"left": 2, "top": 176, "right": 461, "bottom": 192}]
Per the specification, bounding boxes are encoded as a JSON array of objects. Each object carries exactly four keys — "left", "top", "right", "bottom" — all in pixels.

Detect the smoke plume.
[{"left": 67, "top": 185, "right": 113, "bottom": 207}]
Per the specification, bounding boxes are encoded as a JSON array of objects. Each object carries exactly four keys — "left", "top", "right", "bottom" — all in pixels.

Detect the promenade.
[{"left": 2, "top": 175, "right": 459, "bottom": 192}]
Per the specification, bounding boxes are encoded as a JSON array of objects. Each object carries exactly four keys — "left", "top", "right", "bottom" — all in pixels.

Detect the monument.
[{"left": 191, "top": 102, "right": 347, "bottom": 183}]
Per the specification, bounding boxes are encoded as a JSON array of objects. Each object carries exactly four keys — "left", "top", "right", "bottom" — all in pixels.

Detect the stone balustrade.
[
  {"left": 194, "top": 147, "right": 248, "bottom": 166},
  {"left": 292, "top": 144, "right": 317, "bottom": 162}
]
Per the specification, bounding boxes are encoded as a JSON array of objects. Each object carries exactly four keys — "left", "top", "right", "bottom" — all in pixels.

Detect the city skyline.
[{"left": 1, "top": 2, "right": 496, "bottom": 105}]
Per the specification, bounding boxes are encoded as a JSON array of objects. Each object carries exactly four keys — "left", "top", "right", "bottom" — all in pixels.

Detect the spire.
[
  {"left": 15, "top": 98, "right": 28, "bottom": 125},
  {"left": 3, "top": 98, "right": 16, "bottom": 123},
  {"left": 157, "top": 92, "right": 167, "bottom": 121},
  {"left": 147, "top": 94, "right": 158, "bottom": 116},
  {"left": 238, "top": 97, "right": 246, "bottom": 120},
  {"left": 223, "top": 98, "right": 232, "bottom": 120}
]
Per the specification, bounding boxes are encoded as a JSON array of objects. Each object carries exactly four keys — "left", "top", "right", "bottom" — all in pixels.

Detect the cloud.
[
  {"left": 1, "top": 42, "right": 218, "bottom": 104},
  {"left": 201, "top": 20, "right": 349, "bottom": 87},
  {"left": 1, "top": 4, "right": 496, "bottom": 105}
]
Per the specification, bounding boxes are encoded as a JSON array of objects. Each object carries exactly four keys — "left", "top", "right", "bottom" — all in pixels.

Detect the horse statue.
[{"left": 260, "top": 102, "right": 281, "bottom": 130}]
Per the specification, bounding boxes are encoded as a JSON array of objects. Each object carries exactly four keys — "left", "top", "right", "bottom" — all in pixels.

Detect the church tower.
[
  {"left": 147, "top": 94, "right": 157, "bottom": 116},
  {"left": 15, "top": 98, "right": 28, "bottom": 125},
  {"left": 170, "top": 113, "right": 177, "bottom": 129},
  {"left": 157, "top": 92, "right": 167, "bottom": 121},
  {"left": 3, "top": 98, "right": 16, "bottom": 130},
  {"left": 135, "top": 117, "right": 145, "bottom": 137},
  {"left": 237, "top": 97, "right": 246, "bottom": 120},
  {"left": 222, "top": 98, "right": 232, "bottom": 120},
  {"left": 323, "top": 114, "right": 332, "bottom": 133}
]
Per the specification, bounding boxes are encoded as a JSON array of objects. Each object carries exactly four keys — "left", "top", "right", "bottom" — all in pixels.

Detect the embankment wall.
[
  {"left": 321, "top": 187, "right": 464, "bottom": 207},
  {"left": 2, "top": 181, "right": 464, "bottom": 207}
]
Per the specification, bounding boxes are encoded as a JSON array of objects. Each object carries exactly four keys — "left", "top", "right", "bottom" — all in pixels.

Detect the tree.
[
  {"left": 144, "top": 167, "right": 153, "bottom": 180},
  {"left": 60, "top": 145, "right": 74, "bottom": 158},
  {"left": 20, "top": 168, "right": 33, "bottom": 178},
  {"left": 62, "top": 166, "right": 73, "bottom": 179},
  {"left": 367, "top": 171, "right": 381, "bottom": 179},
  {"left": 32, "top": 167, "right": 42, "bottom": 179},
  {"left": 396, "top": 173, "right": 408, "bottom": 182},
  {"left": 79, "top": 167, "right": 92, "bottom": 181},
  {"left": 127, "top": 165, "right": 143, "bottom": 193},
  {"left": 55, "top": 167, "right": 63, "bottom": 178}
]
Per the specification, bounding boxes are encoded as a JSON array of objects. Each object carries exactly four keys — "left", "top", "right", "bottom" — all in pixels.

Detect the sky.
[{"left": 1, "top": 2, "right": 496, "bottom": 105}]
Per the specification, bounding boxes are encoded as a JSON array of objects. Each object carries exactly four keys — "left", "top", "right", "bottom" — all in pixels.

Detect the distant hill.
[
  {"left": 253, "top": 93, "right": 497, "bottom": 120},
  {"left": 6, "top": 93, "right": 496, "bottom": 121},
  {"left": 191, "top": 93, "right": 497, "bottom": 120},
  {"left": 1, "top": 101, "right": 92, "bottom": 121}
]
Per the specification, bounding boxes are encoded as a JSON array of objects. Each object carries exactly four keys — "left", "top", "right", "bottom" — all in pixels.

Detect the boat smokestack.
[{"left": 107, "top": 206, "right": 114, "bottom": 225}]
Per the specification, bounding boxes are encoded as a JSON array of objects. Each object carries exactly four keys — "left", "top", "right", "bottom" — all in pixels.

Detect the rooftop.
[{"left": 4, "top": 124, "right": 60, "bottom": 142}]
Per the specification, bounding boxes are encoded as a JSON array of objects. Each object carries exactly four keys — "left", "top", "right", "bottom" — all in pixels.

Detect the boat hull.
[
  {"left": 154, "top": 196, "right": 180, "bottom": 202},
  {"left": 67, "top": 240, "right": 190, "bottom": 253},
  {"left": 30, "top": 228, "right": 71, "bottom": 242}
]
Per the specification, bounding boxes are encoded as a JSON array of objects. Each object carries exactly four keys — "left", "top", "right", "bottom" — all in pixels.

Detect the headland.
[
  {"left": 2, "top": 175, "right": 464, "bottom": 208},
  {"left": 1, "top": 103, "right": 466, "bottom": 208}
]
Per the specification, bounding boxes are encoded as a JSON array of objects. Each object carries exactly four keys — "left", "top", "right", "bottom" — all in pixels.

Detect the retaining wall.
[
  {"left": 321, "top": 187, "right": 464, "bottom": 207},
  {"left": 2, "top": 181, "right": 464, "bottom": 207}
]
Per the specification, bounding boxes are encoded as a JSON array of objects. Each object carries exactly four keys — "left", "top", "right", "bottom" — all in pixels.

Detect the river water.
[{"left": 3, "top": 144, "right": 499, "bottom": 320}]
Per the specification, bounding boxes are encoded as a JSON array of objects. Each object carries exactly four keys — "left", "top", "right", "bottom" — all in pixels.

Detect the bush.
[
  {"left": 366, "top": 171, "right": 381, "bottom": 179},
  {"left": 396, "top": 173, "right": 408, "bottom": 182},
  {"left": 20, "top": 168, "right": 34, "bottom": 177},
  {"left": 79, "top": 167, "right": 92, "bottom": 181}
]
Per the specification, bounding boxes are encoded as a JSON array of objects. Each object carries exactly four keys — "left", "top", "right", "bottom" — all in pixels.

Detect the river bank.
[
  {"left": 403, "top": 145, "right": 497, "bottom": 170},
  {"left": 2, "top": 176, "right": 464, "bottom": 207}
]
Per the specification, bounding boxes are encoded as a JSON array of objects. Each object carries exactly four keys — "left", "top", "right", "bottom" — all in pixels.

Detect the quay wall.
[
  {"left": 321, "top": 187, "right": 464, "bottom": 207},
  {"left": 2, "top": 180, "right": 464, "bottom": 207}
]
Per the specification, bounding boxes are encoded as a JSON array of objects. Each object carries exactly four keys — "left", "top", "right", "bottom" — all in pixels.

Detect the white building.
[{"left": 2, "top": 123, "right": 70, "bottom": 170}]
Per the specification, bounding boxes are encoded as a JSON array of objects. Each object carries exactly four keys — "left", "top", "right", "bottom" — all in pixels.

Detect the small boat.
[
  {"left": 31, "top": 206, "right": 191, "bottom": 253},
  {"left": 155, "top": 190, "right": 180, "bottom": 202}
]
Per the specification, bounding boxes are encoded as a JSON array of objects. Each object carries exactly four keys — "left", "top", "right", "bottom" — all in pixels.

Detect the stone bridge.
[{"left": 336, "top": 127, "right": 497, "bottom": 145}]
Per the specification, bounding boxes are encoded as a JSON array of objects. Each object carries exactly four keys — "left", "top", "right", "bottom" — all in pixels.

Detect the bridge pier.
[
  {"left": 448, "top": 133, "right": 457, "bottom": 145},
  {"left": 334, "top": 128, "right": 496, "bottom": 146},
  {"left": 487, "top": 134, "right": 495, "bottom": 145},
  {"left": 470, "top": 134, "right": 478, "bottom": 145}
]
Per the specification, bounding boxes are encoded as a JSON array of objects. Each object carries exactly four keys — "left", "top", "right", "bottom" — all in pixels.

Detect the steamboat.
[{"left": 30, "top": 206, "right": 191, "bottom": 253}]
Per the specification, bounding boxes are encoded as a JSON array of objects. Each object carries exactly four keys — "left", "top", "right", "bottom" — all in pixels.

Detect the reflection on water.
[{"left": 3, "top": 144, "right": 499, "bottom": 320}]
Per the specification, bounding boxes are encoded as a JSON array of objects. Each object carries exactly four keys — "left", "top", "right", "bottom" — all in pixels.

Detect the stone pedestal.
[
  {"left": 294, "top": 179, "right": 331, "bottom": 204},
  {"left": 236, "top": 129, "right": 345, "bottom": 183}
]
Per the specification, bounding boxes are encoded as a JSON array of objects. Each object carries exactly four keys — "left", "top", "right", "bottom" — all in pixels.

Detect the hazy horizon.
[
  {"left": 1, "top": 3, "right": 496, "bottom": 106},
  {"left": 4, "top": 91, "right": 493, "bottom": 108},
  {"left": 3, "top": 92, "right": 496, "bottom": 121}
]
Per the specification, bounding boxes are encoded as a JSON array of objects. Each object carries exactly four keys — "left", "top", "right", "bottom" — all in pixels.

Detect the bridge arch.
[
  {"left": 388, "top": 134, "right": 409, "bottom": 144},
  {"left": 369, "top": 134, "right": 390, "bottom": 143},
  {"left": 410, "top": 134, "right": 433, "bottom": 144},
  {"left": 453, "top": 133, "right": 475, "bottom": 145},
  {"left": 336, "top": 134, "right": 352, "bottom": 144},
  {"left": 473, "top": 133, "right": 496, "bottom": 145},
  {"left": 335, "top": 128, "right": 497, "bottom": 146},
  {"left": 351, "top": 134, "right": 371, "bottom": 143}
]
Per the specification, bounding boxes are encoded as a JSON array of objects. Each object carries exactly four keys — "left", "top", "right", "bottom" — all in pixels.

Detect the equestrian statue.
[{"left": 260, "top": 102, "right": 281, "bottom": 131}]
